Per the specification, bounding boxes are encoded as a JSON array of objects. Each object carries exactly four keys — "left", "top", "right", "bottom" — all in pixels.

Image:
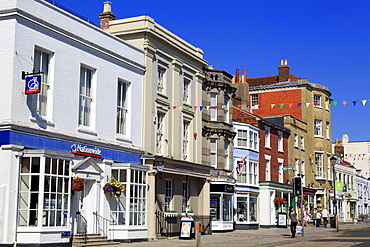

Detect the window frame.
[
  {"left": 210, "top": 138, "right": 217, "bottom": 167},
  {"left": 265, "top": 126, "right": 271, "bottom": 149},
  {"left": 116, "top": 80, "right": 130, "bottom": 136},
  {"left": 210, "top": 93, "right": 217, "bottom": 121},
  {"left": 165, "top": 179, "right": 173, "bottom": 212},
  {"left": 79, "top": 66, "right": 95, "bottom": 127},
  {"left": 314, "top": 119, "right": 323, "bottom": 137},
  {"left": 314, "top": 94, "right": 322, "bottom": 107},
  {"left": 156, "top": 112, "right": 165, "bottom": 154}
]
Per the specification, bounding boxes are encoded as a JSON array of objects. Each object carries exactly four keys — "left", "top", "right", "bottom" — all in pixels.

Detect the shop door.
[{"left": 77, "top": 179, "right": 96, "bottom": 233}]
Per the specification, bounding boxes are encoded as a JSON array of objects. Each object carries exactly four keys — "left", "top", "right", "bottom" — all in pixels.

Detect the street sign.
[
  {"left": 335, "top": 182, "right": 343, "bottom": 192},
  {"left": 282, "top": 166, "right": 293, "bottom": 171}
]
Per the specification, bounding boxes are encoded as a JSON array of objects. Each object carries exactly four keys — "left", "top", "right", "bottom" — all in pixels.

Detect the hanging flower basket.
[
  {"left": 273, "top": 197, "right": 286, "bottom": 204},
  {"left": 72, "top": 177, "right": 84, "bottom": 192},
  {"left": 103, "top": 179, "right": 125, "bottom": 197}
]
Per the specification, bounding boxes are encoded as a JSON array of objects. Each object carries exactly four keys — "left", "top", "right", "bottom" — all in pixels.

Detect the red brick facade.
[{"left": 250, "top": 89, "right": 303, "bottom": 120}]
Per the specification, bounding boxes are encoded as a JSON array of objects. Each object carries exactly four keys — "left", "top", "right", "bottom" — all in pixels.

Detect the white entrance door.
[{"left": 77, "top": 179, "right": 96, "bottom": 233}]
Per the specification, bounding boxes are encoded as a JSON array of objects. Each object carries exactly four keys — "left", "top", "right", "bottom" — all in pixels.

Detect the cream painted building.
[{"left": 99, "top": 2, "right": 211, "bottom": 239}]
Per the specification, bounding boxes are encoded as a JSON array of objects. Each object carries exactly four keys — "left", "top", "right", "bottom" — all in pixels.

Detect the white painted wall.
[{"left": 0, "top": 0, "right": 145, "bottom": 148}]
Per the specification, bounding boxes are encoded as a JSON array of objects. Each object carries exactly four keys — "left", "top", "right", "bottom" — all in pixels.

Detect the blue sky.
[{"left": 57, "top": 0, "right": 370, "bottom": 142}]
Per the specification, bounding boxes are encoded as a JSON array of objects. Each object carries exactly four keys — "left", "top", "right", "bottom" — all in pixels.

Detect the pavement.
[{"left": 114, "top": 222, "right": 370, "bottom": 247}]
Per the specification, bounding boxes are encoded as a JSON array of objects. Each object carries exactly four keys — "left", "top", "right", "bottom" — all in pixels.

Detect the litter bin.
[
  {"left": 330, "top": 215, "right": 336, "bottom": 228},
  {"left": 277, "top": 212, "right": 288, "bottom": 228},
  {"left": 179, "top": 216, "right": 195, "bottom": 239}
]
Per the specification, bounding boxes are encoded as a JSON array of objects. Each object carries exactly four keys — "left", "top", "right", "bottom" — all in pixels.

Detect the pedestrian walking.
[
  {"left": 304, "top": 207, "right": 311, "bottom": 227},
  {"left": 312, "top": 208, "right": 317, "bottom": 226},
  {"left": 289, "top": 206, "right": 298, "bottom": 239},
  {"left": 315, "top": 210, "right": 322, "bottom": 227},
  {"left": 321, "top": 207, "right": 329, "bottom": 228}
]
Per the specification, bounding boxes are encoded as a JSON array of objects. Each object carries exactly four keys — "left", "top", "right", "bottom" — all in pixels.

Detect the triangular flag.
[
  {"left": 333, "top": 101, "right": 338, "bottom": 106},
  {"left": 221, "top": 105, "right": 226, "bottom": 108},
  {"left": 297, "top": 103, "right": 302, "bottom": 108},
  {"left": 342, "top": 101, "right": 347, "bottom": 106},
  {"left": 314, "top": 103, "right": 318, "bottom": 107},
  {"left": 173, "top": 106, "right": 177, "bottom": 109},
  {"left": 288, "top": 104, "right": 293, "bottom": 108},
  {"left": 186, "top": 106, "right": 190, "bottom": 110},
  {"left": 194, "top": 106, "right": 198, "bottom": 111},
  {"left": 199, "top": 106, "right": 204, "bottom": 111},
  {"left": 362, "top": 100, "right": 367, "bottom": 106},
  {"left": 246, "top": 105, "right": 250, "bottom": 108},
  {"left": 324, "top": 102, "right": 329, "bottom": 107},
  {"left": 352, "top": 101, "right": 357, "bottom": 106},
  {"left": 214, "top": 106, "right": 219, "bottom": 109},
  {"left": 306, "top": 103, "right": 310, "bottom": 107},
  {"left": 279, "top": 104, "right": 284, "bottom": 108},
  {"left": 238, "top": 105, "right": 242, "bottom": 108},
  {"left": 206, "top": 106, "right": 210, "bottom": 110},
  {"left": 179, "top": 106, "right": 183, "bottom": 110},
  {"left": 271, "top": 104, "right": 275, "bottom": 108},
  {"left": 230, "top": 105, "right": 233, "bottom": 108}
]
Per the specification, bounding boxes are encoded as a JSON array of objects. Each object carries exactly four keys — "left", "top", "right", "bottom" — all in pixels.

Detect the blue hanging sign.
[{"left": 25, "top": 76, "right": 41, "bottom": 94}]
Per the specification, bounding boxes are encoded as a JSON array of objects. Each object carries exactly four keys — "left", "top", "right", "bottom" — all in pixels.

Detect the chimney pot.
[
  {"left": 103, "top": 1, "right": 112, "bottom": 12},
  {"left": 99, "top": 1, "right": 116, "bottom": 30},
  {"left": 278, "top": 59, "right": 290, "bottom": 82}
]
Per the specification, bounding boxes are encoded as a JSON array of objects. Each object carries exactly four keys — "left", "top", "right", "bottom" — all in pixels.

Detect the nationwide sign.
[
  {"left": 71, "top": 144, "right": 102, "bottom": 158},
  {"left": 25, "top": 76, "right": 41, "bottom": 94}
]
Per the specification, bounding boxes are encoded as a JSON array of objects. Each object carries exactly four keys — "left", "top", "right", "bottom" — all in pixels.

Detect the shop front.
[
  {"left": 234, "top": 186, "right": 259, "bottom": 230},
  {"left": 210, "top": 181, "right": 235, "bottom": 231},
  {"left": 0, "top": 130, "right": 148, "bottom": 246}
]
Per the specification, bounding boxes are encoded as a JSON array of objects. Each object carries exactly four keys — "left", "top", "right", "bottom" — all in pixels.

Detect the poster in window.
[{"left": 180, "top": 221, "right": 192, "bottom": 238}]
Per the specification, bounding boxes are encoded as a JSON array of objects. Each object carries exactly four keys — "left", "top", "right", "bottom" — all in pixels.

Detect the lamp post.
[{"left": 330, "top": 155, "right": 339, "bottom": 232}]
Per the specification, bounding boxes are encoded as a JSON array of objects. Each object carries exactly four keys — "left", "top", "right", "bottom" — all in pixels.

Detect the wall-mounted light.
[
  {"left": 154, "top": 161, "right": 164, "bottom": 172},
  {"left": 194, "top": 132, "right": 198, "bottom": 139}
]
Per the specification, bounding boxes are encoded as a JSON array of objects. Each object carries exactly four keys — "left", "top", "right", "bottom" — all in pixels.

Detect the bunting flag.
[{"left": 158, "top": 98, "right": 369, "bottom": 112}]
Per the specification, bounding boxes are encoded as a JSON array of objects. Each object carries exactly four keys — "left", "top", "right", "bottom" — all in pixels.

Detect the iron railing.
[
  {"left": 93, "top": 212, "right": 115, "bottom": 240},
  {"left": 155, "top": 211, "right": 212, "bottom": 237},
  {"left": 76, "top": 212, "right": 87, "bottom": 244}
]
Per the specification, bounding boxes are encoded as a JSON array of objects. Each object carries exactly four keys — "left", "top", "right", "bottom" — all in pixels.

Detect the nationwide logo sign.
[
  {"left": 25, "top": 76, "right": 41, "bottom": 94},
  {"left": 71, "top": 144, "right": 102, "bottom": 158}
]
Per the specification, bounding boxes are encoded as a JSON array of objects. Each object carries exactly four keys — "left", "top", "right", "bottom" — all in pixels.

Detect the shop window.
[
  {"left": 210, "top": 194, "right": 221, "bottom": 221},
  {"left": 109, "top": 168, "right": 147, "bottom": 226},
  {"left": 249, "top": 197, "right": 258, "bottom": 222},
  {"left": 19, "top": 156, "right": 70, "bottom": 227},
  {"left": 237, "top": 197, "right": 247, "bottom": 222}
]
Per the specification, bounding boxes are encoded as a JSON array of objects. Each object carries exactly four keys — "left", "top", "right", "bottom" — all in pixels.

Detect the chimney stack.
[
  {"left": 243, "top": 69, "right": 247, "bottom": 82},
  {"left": 235, "top": 69, "right": 240, "bottom": 83},
  {"left": 278, "top": 59, "right": 290, "bottom": 82},
  {"left": 99, "top": 2, "right": 116, "bottom": 30}
]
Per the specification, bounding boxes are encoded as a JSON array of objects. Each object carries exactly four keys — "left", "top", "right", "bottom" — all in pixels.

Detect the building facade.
[
  {"left": 100, "top": 3, "right": 212, "bottom": 238},
  {"left": 244, "top": 60, "right": 333, "bottom": 214},
  {"left": 0, "top": 0, "right": 147, "bottom": 246},
  {"left": 202, "top": 67, "right": 236, "bottom": 231}
]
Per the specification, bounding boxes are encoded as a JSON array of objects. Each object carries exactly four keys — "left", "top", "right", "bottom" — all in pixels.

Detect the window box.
[
  {"left": 182, "top": 212, "right": 194, "bottom": 217},
  {"left": 164, "top": 211, "right": 178, "bottom": 217}
]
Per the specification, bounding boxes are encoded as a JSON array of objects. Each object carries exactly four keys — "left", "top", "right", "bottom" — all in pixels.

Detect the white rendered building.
[
  {"left": 356, "top": 174, "right": 370, "bottom": 219},
  {"left": 0, "top": 0, "right": 147, "bottom": 246},
  {"left": 340, "top": 134, "right": 370, "bottom": 178}
]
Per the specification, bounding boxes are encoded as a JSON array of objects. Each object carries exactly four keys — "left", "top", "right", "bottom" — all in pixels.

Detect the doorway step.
[{"left": 72, "top": 234, "right": 119, "bottom": 247}]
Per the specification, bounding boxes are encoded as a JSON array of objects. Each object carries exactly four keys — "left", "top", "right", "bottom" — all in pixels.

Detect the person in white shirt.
[{"left": 321, "top": 207, "right": 329, "bottom": 228}]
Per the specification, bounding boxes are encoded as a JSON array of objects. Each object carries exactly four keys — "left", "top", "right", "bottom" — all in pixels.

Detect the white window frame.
[
  {"left": 19, "top": 156, "right": 70, "bottom": 228},
  {"left": 278, "top": 159, "right": 284, "bottom": 183},
  {"left": 79, "top": 66, "right": 95, "bottom": 127},
  {"left": 182, "top": 181, "right": 189, "bottom": 213},
  {"left": 28, "top": 48, "right": 52, "bottom": 118},
  {"left": 116, "top": 80, "right": 130, "bottom": 136},
  {"left": 300, "top": 136, "right": 305, "bottom": 150},
  {"left": 157, "top": 66, "right": 166, "bottom": 94},
  {"left": 265, "top": 155, "right": 271, "bottom": 181},
  {"left": 265, "top": 126, "right": 271, "bottom": 149},
  {"left": 236, "top": 159, "right": 247, "bottom": 184},
  {"left": 315, "top": 152, "right": 325, "bottom": 178},
  {"left": 294, "top": 158, "right": 299, "bottom": 177},
  {"left": 210, "top": 138, "right": 217, "bottom": 167},
  {"left": 314, "top": 119, "right": 323, "bottom": 137},
  {"left": 183, "top": 120, "right": 189, "bottom": 160},
  {"left": 294, "top": 134, "right": 298, "bottom": 147},
  {"left": 314, "top": 94, "right": 322, "bottom": 107},
  {"left": 301, "top": 160, "right": 305, "bottom": 186},
  {"left": 210, "top": 93, "right": 217, "bottom": 121},
  {"left": 237, "top": 129, "right": 248, "bottom": 148},
  {"left": 278, "top": 131, "right": 283, "bottom": 152},
  {"left": 326, "top": 122, "right": 330, "bottom": 140},
  {"left": 165, "top": 179, "right": 173, "bottom": 212},
  {"left": 253, "top": 132, "right": 258, "bottom": 150},
  {"left": 156, "top": 112, "right": 165, "bottom": 154},
  {"left": 224, "top": 141, "right": 230, "bottom": 170},
  {"left": 224, "top": 96, "right": 230, "bottom": 123},
  {"left": 183, "top": 77, "right": 191, "bottom": 103},
  {"left": 251, "top": 94, "right": 259, "bottom": 109}
]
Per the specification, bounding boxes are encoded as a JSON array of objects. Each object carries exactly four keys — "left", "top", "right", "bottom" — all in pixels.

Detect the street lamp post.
[{"left": 330, "top": 155, "right": 339, "bottom": 232}]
